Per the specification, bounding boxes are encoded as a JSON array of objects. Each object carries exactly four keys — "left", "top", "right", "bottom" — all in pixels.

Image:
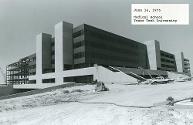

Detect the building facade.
[
  {"left": 6, "top": 54, "right": 36, "bottom": 84},
  {"left": 145, "top": 40, "right": 177, "bottom": 72},
  {"left": 6, "top": 21, "right": 191, "bottom": 88},
  {"left": 73, "top": 24, "right": 149, "bottom": 69},
  {"left": 176, "top": 52, "right": 191, "bottom": 76}
]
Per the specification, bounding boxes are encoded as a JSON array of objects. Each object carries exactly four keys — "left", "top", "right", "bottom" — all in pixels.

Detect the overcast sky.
[{"left": 0, "top": 0, "right": 192, "bottom": 76}]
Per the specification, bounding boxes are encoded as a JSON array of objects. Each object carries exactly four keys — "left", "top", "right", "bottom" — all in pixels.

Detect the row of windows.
[
  {"left": 29, "top": 80, "right": 36, "bottom": 84},
  {"left": 86, "top": 40, "right": 145, "bottom": 55},
  {"left": 74, "top": 63, "right": 92, "bottom": 68},
  {"left": 63, "top": 75, "right": 93, "bottom": 83},
  {"left": 86, "top": 35, "right": 143, "bottom": 50},
  {"left": 161, "top": 52, "right": 174, "bottom": 59},
  {"left": 73, "top": 41, "right": 85, "bottom": 48},
  {"left": 74, "top": 52, "right": 85, "bottom": 59},
  {"left": 184, "top": 59, "right": 189, "bottom": 62},
  {"left": 86, "top": 52, "right": 146, "bottom": 66},
  {"left": 42, "top": 78, "right": 55, "bottom": 83},
  {"left": 161, "top": 64, "right": 176, "bottom": 69},
  {"left": 85, "top": 28, "right": 143, "bottom": 48},
  {"left": 86, "top": 47, "right": 146, "bottom": 63},
  {"left": 74, "top": 46, "right": 143, "bottom": 61},
  {"left": 29, "top": 72, "right": 36, "bottom": 75},
  {"left": 73, "top": 30, "right": 84, "bottom": 38},
  {"left": 87, "top": 45, "right": 146, "bottom": 59},
  {"left": 161, "top": 58, "right": 175, "bottom": 64}
]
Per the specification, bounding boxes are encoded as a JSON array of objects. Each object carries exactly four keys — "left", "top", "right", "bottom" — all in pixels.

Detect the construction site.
[
  {"left": 0, "top": 21, "right": 192, "bottom": 125},
  {"left": 2, "top": 21, "right": 190, "bottom": 91}
]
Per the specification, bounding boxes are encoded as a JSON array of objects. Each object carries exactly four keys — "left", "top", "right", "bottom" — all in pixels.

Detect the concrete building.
[
  {"left": 145, "top": 40, "right": 177, "bottom": 72},
  {"left": 176, "top": 52, "right": 191, "bottom": 76},
  {"left": 73, "top": 24, "right": 149, "bottom": 69},
  {"left": 6, "top": 21, "right": 191, "bottom": 89},
  {"left": 6, "top": 54, "right": 36, "bottom": 84}
]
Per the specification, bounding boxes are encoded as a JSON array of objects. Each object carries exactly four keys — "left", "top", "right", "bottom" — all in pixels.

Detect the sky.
[{"left": 0, "top": 0, "right": 192, "bottom": 79}]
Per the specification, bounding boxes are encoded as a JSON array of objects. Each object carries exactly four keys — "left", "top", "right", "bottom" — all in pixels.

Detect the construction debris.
[
  {"left": 166, "top": 96, "right": 175, "bottom": 106},
  {"left": 95, "top": 81, "right": 109, "bottom": 92}
]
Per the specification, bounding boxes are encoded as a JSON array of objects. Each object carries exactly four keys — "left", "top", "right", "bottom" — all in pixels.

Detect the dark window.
[
  {"left": 42, "top": 78, "right": 55, "bottom": 83},
  {"left": 51, "top": 59, "right": 55, "bottom": 64},
  {"left": 74, "top": 41, "right": 85, "bottom": 48},
  {"left": 74, "top": 52, "right": 85, "bottom": 59},
  {"left": 51, "top": 42, "right": 55, "bottom": 46},
  {"left": 51, "top": 50, "right": 55, "bottom": 55},
  {"left": 73, "top": 30, "right": 84, "bottom": 38},
  {"left": 29, "top": 80, "right": 36, "bottom": 84},
  {"left": 64, "top": 64, "right": 72, "bottom": 70},
  {"left": 63, "top": 75, "right": 93, "bottom": 83}
]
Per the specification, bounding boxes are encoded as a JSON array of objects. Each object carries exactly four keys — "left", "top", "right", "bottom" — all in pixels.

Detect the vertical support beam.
[
  {"left": 145, "top": 40, "right": 161, "bottom": 70},
  {"left": 55, "top": 21, "right": 73, "bottom": 83},
  {"left": 36, "top": 33, "right": 52, "bottom": 84},
  {"left": 176, "top": 52, "right": 184, "bottom": 73},
  {"left": 181, "top": 52, "right": 185, "bottom": 72},
  {"left": 36, "top": 33, "right": 43, "bottom": 84},
  {"left": 42, "top": 33, "right": 52, "bottom": 73}
]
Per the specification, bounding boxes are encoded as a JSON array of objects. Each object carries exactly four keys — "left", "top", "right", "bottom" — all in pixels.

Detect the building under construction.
[
  {"left": 6, "top": 54, "right": 36, "bottom": 84},
  {"left": 6, "top": 21, "right": 191, "bottom": 88}
]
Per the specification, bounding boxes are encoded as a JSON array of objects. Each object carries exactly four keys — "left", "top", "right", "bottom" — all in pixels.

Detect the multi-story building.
[
  {"left": 6, "top": 21, "right": 191, "bottom": 89},
  {"left": 73, "top": 24, "right": 149, "bottom": 69},
  {"left": 176, "top": 52, "right": 191, "bottom": 76},
  {"left": 6, "top": 54, "right": 36, "bottom": 84},
  {"left": 145, "top": 40, "right": 177, "bottom": 72}
]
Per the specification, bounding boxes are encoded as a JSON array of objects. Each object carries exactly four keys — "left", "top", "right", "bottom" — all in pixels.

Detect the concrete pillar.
[
  {"left": 145, "top": 40, "right": 161, "bottom": 70},
  {"left": 175, "top": 52, "right": 183, "bottom": 72},
  {"left": 54, "top": 21, "right": 73, "bottom": 83},
  {"left": 36, "top": 33, "right": 52, "bottom": 84}
]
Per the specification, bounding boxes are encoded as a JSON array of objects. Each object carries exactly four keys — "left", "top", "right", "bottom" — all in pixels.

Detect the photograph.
[{"left": 0, "top": 0, "right": 192, "bottom": 124}]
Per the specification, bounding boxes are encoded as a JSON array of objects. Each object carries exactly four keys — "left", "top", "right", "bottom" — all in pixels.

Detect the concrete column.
[
  {"left": 145, "top": 40, "right": 161, "bottom": 70},
  {"left": 36, "top": 34, "right": 43, "bottom": 84},
  {"left": 36, "top": 33, "right": 52, "bottom": 84},
  {"left": 176, "top": 52, "right": 184, "bottom": 73},
  {"left": 54, "top": 21, "right": 73, "bottom": 83}
]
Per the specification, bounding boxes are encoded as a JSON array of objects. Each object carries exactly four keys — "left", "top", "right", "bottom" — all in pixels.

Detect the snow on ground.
[
  {"left": 168, "top": 72, "right": 190, "bottom": 80},
  {"left": 1, "top": 81, "right": 193, "bottom": 125}
]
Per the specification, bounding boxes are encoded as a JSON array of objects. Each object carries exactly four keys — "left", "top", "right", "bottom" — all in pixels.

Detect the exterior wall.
[
  {"left": 51, "top": 38, "right": 55, "bottom": 71},
  {"left": 160, "top": 50, "right": 177, "bottom": 72},
  {"left": 146, "top": 40, "right": 177, "bottom": 72},
  {"left": 21, "top": 65, "right": 138, "bottom": 89},
  {"left": 73, "top": 24, "right": 85, "bottom": 66},
  {"left": 55, "top": 21, "right": 73, "bottom": 71},
  {"left": 6, "top": 54, "right": 36, "bottom": 84},
  {"left": 73, "top": 24, "right": 149, "bottom": 69},
  {"left": 55, "top": 21, "right": 73, "bottom": 83},
  {"left": 145, "top": 40, "right": 161, "bottom": 70},
  {"left": 183, "top": 58, "right": 191, "bottom": 75},
  {"left": 36, "top": 33, "right": 53, "bottom": 84},
  {"left": 42, "top": 33, "right": 52, "bottom": 73},
  {"left": 28, "top": 54, "right": 36, "bottom": 76},
  {"left": 176, "top": 52, "right": 191, "bottom": 75},
  {"left": 7, "top": 21, "right": 191, "bottom": 87}
]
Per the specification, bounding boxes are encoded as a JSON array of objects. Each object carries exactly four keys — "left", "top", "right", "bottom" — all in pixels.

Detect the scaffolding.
[{"left": 6, "top": 54, "right": 36, "bottom": 85}]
